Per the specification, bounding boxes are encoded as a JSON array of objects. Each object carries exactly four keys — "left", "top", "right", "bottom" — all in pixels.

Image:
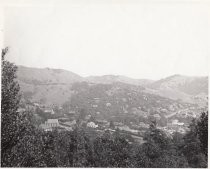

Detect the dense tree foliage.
[
  {"left": 1, "top": 48, "right": 34, "bottom": 166},
  {"left": 1, "top": 49, "right": 208, "bottom": 167},
  {"left": 182, "top": 112, "right": 208, "bottom": 168},
  {"left": 197, "top": 111, "right": 208, "bottom": 156}
]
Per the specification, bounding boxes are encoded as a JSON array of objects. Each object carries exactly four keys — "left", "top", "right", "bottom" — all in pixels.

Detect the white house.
[
  {"left": 45, "top": 119, "right": 59, "bottom": 127},
  {"left": 44, "top": 109, "right": 55, "bottom": 114},
  {"left": 40, "top": 119, "right": 59, "bottom": 131},
  {"left": 172, "top": 119, "right": 184, "bottom": 126},
  {"left": 87, "top": 122, "right": 98, "bottom": 128}
]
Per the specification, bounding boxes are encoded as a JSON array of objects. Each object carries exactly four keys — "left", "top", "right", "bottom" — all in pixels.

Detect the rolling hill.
[
  {"left": 16, "top": 66, "right": 208, "bottom": 106},
  {"left": 17, "top": 66, "right": 83, "bottom": 85},
  {"left": 17, "top": 66, "right": 83, "bottom": 105},
  {"left": 148, "top": 74, "right": 208, "bottom": 95},
  {"left": 85, "top": 75, "right": 154, "bottom": 86},
  {"left": 145, "top": 74, "right": 208, "bottom": 105}
]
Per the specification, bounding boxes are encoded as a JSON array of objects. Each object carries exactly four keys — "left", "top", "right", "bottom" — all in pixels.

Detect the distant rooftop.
[{"left": 47, "top": 119, "right": 59, "bottom": 124}]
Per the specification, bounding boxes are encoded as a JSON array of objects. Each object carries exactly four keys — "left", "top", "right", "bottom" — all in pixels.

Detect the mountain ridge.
[{"left": 16, "top": 65, "right": 208, "bottom": 106}]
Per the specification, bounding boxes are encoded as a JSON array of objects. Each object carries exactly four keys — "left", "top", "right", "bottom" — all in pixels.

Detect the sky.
[{"left": 1, "top": 0, "right": 209, "bottom": 80}]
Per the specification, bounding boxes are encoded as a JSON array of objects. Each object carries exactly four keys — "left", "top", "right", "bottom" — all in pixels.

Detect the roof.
[
  {"left": 69, "top": 111, "right": 75, "bottom": 114},
  {"left": 17, "top": 108, "right": 26, "bottom": 113},
  {"left": 40, "top": 124, "right": 52, "bottom": 130},
  {"left": 47, "top": 119, "right": 59, "bottom": 123}
]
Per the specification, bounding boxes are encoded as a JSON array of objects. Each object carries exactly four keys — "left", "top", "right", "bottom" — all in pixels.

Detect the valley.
[{"left": 17, "top": 66, "right": 208, "bottom": 139}]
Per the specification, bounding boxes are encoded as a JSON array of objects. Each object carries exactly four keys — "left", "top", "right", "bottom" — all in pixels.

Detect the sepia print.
[{"left": 0, "top": 0, "right": 208, "bottom": 168}]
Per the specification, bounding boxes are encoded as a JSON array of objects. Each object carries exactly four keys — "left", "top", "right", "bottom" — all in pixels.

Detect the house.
[
  {"left": 58, "top": 117, "right": 70, "bottom": 122},
  {"left": 123, "top": 107, "right": 128, "bottom": 114},
  {"left": 68, "top": 111, "right": 76, "bottom": 116},
  {"left": 96, "top": 120, "right": 109, "bottom": 128},
  {"left": 94, "top": 98, "right": 100, "bottom": 103},
  {"left": 96, "top": 111, "right": 100, "bottom": 115},
  {"left": 87, "top": 122, "right": 98, "bottom": 128},
  {"left": 45, "top": 119, "right": 59, "bottom": 127},
  {"left": 40, "top": 124, "right": 53, "bottom": 132},
  {"left": 172, "top": 119, "right": 184, "bottom": 126},
  {"left": 160, "top": 108, "right": 168, "bottom": 113},
  {"left": 178, "top": 128, "right": 186, "bottom": 134},
  {"left": 63, "top": 120, "right": 77, "bottom": 126},
  {"left": 85, "top": 115, "right": 91, "bottom": 120},
  {"left": 17, "top": 108, "right": 26, "bottom": 113},
  {"left": 44, "top": 109, "right": 55, "bottom": 114},
  {"left": 114, "top": 122, "right": 124, "bottom": 126},
  {"left": 118, "top": 126, "right": 139, "bottom": 134},
  {"left": 40, "top": 119, "right": 62, "bottom": 131},
  {"left": 139, "top": 122, "right": 149, "bottom": 129},
  {"left": 153, "top": 114, "right": 161, "bottom": 120},
  {"left": 169, "top": 105, "right": 175, "bottom": 111},
  {"left": 58, "top": 124, "right": 73, "bottom": 131},
  {"left": 34, "top": 102, "right": 40, "bottom": 107},
  {"left": 106, "top": 103, "right": 111, "bottom": 107}
]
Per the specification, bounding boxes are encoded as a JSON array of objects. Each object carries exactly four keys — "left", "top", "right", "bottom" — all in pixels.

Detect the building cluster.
[{"left": 21, "top": 99, "right": 202, "bottom": 139}]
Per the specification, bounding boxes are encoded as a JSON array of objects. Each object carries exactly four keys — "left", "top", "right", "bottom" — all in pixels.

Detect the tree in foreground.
[
  {"left": 1, "top": 48, "right": 21, "bottom": 166},
  {"left": 134, "top": 120, "right": 189, "bottom": 168},
  {"left": 197, "top": 111, "right": 208, "bottom": 157},
  {"left": 182, "top": 112, "right": 208, "bottom": 168},
  {"left": 1, "top": 48, "right": 33, "bottom": 166}
]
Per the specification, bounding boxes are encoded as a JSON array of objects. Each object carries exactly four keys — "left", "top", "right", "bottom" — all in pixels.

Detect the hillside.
[
  {"left": 61, "top": 81, "right": 204, "bottom": 126},
  {"left": 17, "top": 66, "right": 208, "bottom": 106},
  {"left": 148, "top": 74, "right": 208, "bottom": 95},
  {"left": 146, "top": 75, "right": 208, "bottom": 105},
  {"left": 17, "top": 66, "right": 83, "bottom": 85},
  {"left": 17, "top": 66, "right": 153, "bottom": 105},
  {"left": 86, "top": 75, "right": 153, "bottom": 86},
  {"left": 17, "top": 66, "right": 83, "bottom": 105}
]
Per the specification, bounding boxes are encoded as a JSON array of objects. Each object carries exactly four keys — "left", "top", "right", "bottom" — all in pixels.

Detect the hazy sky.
[{"left": 2, "top": 0, "right": 209, "bottom": 80}]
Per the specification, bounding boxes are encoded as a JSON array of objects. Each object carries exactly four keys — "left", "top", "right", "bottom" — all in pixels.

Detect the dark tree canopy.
[
  {"left": 1, "top": 48, "right": 34, "bottom": 166},
  {"left": 197, "top": 111, "right": 208, "bottom": 156},
  {"left": 1, "top": 48, "right": 22, "bottom": 166}
]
